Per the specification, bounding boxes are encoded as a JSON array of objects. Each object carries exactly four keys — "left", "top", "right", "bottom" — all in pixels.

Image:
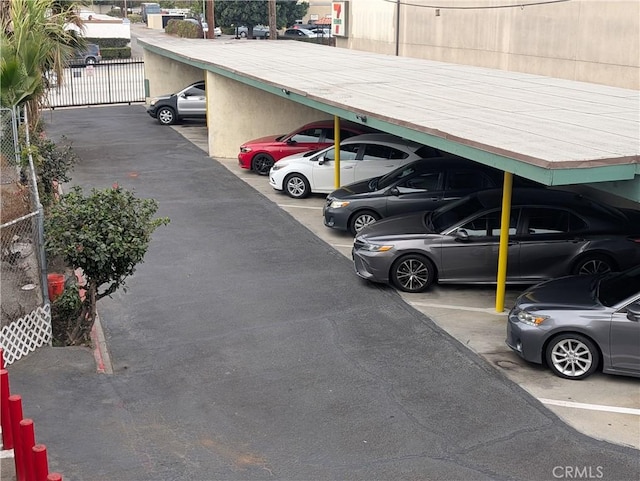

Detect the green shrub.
[
  {"left": 128, "top": 14, "right": 142, "bottom": 24},
  {"left": 85, "top": 38, "right": 130, "bottom": 49},
  {"left": 165, "top": 19, "right": 202, "bottom": 39},
  {"left": 51, "top": 284, "right": 84, "bottom": 346},
  {"left": 101, "top": 47, "right": 132, "bottom": 60}
]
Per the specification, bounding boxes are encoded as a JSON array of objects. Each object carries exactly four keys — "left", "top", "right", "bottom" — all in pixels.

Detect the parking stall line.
[
  {"left": 408, "top": 301, "right": 507, "bottom": 316},
  {"left": 277, "top": 204, "right": 324, "bottom": 210},
  {"left": 539, "top": 399, "right": 640, "bottom": 416}
]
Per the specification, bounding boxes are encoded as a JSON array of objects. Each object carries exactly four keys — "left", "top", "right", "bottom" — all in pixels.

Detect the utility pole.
[
  {"left": 206, "top": 0, "right": 215, "bottom": 39},
  {"left": 268, "top": 0, "right": 276, "bottom": 40}
]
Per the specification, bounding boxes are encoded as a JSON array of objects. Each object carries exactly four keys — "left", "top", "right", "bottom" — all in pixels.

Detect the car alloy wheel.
[
  {"left": 572, "top": 254, "right": 614, "bottom": 275},
  {"left": 85, "top": 57, "right": 97, "bottom": 65},
  {"left": 545, "top": 334, "right": 600, "bottom": 380},
  {"left": 391, "top": 254, "right": 435, "bottom": 293},
  {"left": 284, "top": 174, "right": 310, "bottom": 199},
  {"left": 252, "top": 153, "right": 275, "bottom": 175},
  {"left": 350, "top": 210, "right": 380, "bottom": 236},
  {"left": 157, "top": 107, "right": 176, "bottom": 125}
]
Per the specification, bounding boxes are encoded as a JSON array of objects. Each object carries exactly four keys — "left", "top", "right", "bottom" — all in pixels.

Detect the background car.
[
  {"left": 146, "top": 81, "right": 206, "bottom": 125},
  {"left": 269, "top": 133, "right": 442, "bottom": 199},
  {"left": 183, "top": 18, "right": 222, "bottom": 37},
  {"left": 238, "top": 120, "right": 375, "bottom": 175},
  {"left": 352, "top": 188, "right": 640, "bottom": 293},
  {"left": 310, "top": 27, "right": 332, "bottom": 37},
  {"left": 324, "top": 157, "right": 541, "bottom": 235},
  {"left": 237, "top": 25, "right": 270, "bottom": 38},
  {"left": 69, "top": 43, "right": 102, "bottom": 66},
  {"left": 280, "top": 28, "right": 318, "bottom": 39},
  {"left": 506, "top": 266, "right": 640, "bottom": 380}
]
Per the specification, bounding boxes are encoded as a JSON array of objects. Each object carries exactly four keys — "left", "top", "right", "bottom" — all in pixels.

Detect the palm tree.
[{"left": 0, "top": 0, "right": 85, "bottom": 126}]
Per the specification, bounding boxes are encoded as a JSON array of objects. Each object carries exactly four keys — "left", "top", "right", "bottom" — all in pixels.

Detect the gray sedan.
[
  {"left": 506, "top": 266, "right": 640, "bottom": 380},
  {"left": 352, "top": 188, "right": 640, "bottom": 293},
  {"left": 324, "top": 157, "right": 538, "bottom": 235}
]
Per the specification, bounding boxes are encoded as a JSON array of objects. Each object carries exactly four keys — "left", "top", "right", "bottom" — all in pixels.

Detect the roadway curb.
[{"left": 74, "top": 269, "right": 113, "bottom": 375}]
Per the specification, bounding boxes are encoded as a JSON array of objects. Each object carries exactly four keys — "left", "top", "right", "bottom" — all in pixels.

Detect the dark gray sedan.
[
  {"left": 324, "top": 157, "right": 537, "bottom": 235},
  {"left": 352, "top": 188, "right": 640, "bottom": 293},
  {"left": 506, "top": 266, "right": 640, "bottom": 380}
]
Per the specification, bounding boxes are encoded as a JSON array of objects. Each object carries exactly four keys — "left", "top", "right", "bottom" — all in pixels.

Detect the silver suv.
[{"left": 70, "top": 44, "right": 102, "bottom": 66}]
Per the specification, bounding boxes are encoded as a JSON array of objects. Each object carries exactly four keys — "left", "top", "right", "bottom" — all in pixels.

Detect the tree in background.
[{"left": 215, "top": 0, "right": 308, "bottom": 33}]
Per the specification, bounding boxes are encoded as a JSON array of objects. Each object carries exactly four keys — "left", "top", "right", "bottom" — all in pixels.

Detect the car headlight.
[
  {"left": 271, "top": 163, "right": 286, "bottom": 171},
  {"left": 330, "top": 200, "right": 350, "bottom": 208},
  {"left": 150, "top": 98, "right": 158, "bottom": 106},
  {"left": 240, "top": 146, "right": 252, "bottom": 153},
  {"left": 516, "top": 310, "right": 548, "bottom": 326},
  {"left": 360, "top": 243, "right": 394, "bottom": 252}
]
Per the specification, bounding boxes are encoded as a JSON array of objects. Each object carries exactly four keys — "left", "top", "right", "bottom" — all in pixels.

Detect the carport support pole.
[
  {"left": 334, "top": 116, "right": 341, "bottom": 188},
  {"left": 495, "top": 172, "right": 513, "bottom": 312}
]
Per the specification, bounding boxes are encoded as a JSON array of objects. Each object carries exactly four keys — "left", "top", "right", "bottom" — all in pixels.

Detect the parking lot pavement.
[{"left": 172, "top": 124, "right": 640, "bottom": 451}]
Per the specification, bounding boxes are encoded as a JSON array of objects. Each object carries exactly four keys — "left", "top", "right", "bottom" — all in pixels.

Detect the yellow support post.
[
  {"left": 495, "top": 172, "right": 513, "bottom": 312},
  {"left": 334, "top": 116, "right": 341, "bottom": 188}
]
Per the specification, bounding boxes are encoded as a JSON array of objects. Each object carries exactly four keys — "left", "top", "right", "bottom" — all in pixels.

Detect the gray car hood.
[
  {"left": 518, "top": 275, "right": 602, "bottom": 310},
  {"left": 358, "top": 212, "right": 429, "bottom": 238}
]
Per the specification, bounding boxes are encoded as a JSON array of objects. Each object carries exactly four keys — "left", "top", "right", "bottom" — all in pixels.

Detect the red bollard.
[
  {"left": 9, "top": 395, "right": 26, "bottom": 481},
  {"left": 0, "top": 348, "right": 5, "bottom": 369},
  {"left": 20, "top": 419, "right": 36, "bottom": 481},
  {"left": 47, "top": 474, "right": 62, "bottom": 481},
  {"left": 33, "top": 444, "right": 49, "bottom": 481},
  {"left": 1, "top": 369, "right": 13, "bottom": 449}
]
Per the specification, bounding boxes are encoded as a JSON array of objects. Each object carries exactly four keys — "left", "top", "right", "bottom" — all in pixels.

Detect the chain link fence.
[{"left": 0, "top": 107, "right": 52, "bottom": 365}]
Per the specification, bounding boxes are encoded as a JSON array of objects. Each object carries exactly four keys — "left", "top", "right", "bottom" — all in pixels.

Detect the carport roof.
[{"left": 138, "top": 36, "right": 640, "bottom": 188}]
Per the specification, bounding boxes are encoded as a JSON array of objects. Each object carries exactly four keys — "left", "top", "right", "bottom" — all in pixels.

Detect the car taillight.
[{"left": 628, "top": 236, "right": 640, "bottom": 243}]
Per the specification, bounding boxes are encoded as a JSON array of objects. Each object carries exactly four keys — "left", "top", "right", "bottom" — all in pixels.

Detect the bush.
[
  {"left": 45, "top": 185, "right": 169, "bottom": 344},
  {"left": 85, "top": 37, "right": 130, "bottom": 49},
  {"left": 51, "top": 283, "right": 84, "bottom": 346},
  {"left": 101, "top": 47, "right": 132, "bottom": 60},
  {"left": 165, "top": 19, "right": 203, "bottom": 39},
  {"left": 21, "top": 131, "right": 77, "bottom": 207}
]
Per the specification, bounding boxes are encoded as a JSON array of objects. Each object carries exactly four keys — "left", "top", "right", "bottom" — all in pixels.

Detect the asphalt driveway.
[{"left": 7, "top": 105, "right": 638, "bottom": 481}]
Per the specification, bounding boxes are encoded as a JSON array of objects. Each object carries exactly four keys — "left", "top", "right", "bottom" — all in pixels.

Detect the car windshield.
[
  {"left": 376, "top": 164, "right": 419, "bottom": 190},
  {"left": 431, "top": 196, "right": 485, "bottom": 231},
  {"left": 597, "top": 265, "right": 640, "bottom": 307}
]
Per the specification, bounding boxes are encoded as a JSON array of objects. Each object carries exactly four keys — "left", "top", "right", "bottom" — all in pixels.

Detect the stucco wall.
[
  {"left": 206, "top": 73, "right": 332, "bottom": 158},
  {"left": 340, "top": 0, "right": 640, "bottom": 90},
  {"left": 144, "top": 50, "right": 204, "bottom": 99}
]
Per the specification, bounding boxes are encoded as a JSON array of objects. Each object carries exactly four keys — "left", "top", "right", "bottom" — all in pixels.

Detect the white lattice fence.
[{"left": 0, "top": 304, "right": 51, "bottom": 365}]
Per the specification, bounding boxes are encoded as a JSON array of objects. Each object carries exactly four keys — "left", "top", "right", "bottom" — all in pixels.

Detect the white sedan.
[{"left": 268, "top": 133, "right": 441, "bottom": 198}]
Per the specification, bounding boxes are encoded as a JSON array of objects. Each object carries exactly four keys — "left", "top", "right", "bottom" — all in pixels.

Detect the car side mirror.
[
  {"left": 388, "top": 187, "right": 400, "bottom": 196},
  {"left": 626, "top": 302, "right": 640, "bottom": 322},
  {"left": 286, "top": 139, "right": 297, "bottom": 145},
  {"left": 317, "top": 156, "right": 327, "bottom": 165},
  {"left": 454, "top": 228, "right": 469, "bottom": 241}
]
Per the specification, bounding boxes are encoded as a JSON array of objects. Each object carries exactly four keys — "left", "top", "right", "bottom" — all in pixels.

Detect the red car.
[{"left": 238, "top": 120, "right": 374, "bottom": 175}]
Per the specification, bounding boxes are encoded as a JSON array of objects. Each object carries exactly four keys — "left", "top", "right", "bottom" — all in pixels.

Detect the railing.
[{"left": 44, "top": 58, "right": 145, "bottom": 108}]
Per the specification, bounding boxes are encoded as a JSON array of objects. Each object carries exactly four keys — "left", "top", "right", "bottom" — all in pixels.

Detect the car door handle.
[{"left": 343, "top": 166, "right": 353, "bottom": 169}]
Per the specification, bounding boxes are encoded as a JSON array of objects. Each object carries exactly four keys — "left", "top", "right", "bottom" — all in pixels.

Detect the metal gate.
[{"left": 44, "top": 58, "right": 145, "bottom": 108}]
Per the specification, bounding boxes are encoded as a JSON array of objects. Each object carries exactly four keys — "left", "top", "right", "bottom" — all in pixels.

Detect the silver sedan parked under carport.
[{"left": 506, "top": 265, "right": 640, "bottom": 380}]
